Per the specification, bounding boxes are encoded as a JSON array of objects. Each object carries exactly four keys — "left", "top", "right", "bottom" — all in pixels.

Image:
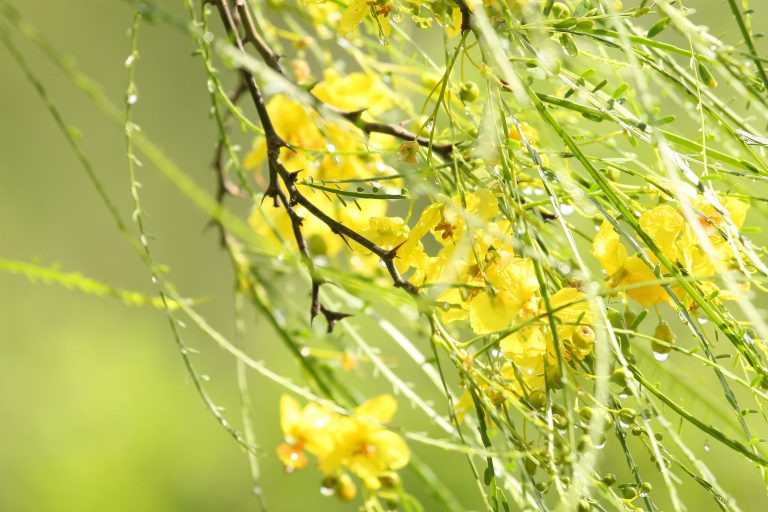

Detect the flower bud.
[
  {"left": 337, "top": 473, "right": 357, "bottom": 502},
  {"left": 459, "top": 81, "right": 480, "bottom": 102},
  {"left": 572, "top": 326, "right": 596, "bottom": 349},
  {"left": 551, "top": 2, "right": 571, "bottom": 19},
  {"left": 652, "top": 321, "right": 675, "bottom": 358},
  {"left": 621, "top": 486, "right": 638, "bottom": 500},
  {"left": 398, "top": 140, "right": 420, "bottom": 164}
]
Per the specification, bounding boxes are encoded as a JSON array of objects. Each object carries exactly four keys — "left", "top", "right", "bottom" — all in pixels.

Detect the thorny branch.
[{"left": 210, "top": 0, "right": 420, "bottom": 332}]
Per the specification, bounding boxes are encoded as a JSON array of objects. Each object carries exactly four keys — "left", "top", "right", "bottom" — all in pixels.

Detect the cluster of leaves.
[{"left": 4, "top": 0, "right": 768, "bottom": 511}]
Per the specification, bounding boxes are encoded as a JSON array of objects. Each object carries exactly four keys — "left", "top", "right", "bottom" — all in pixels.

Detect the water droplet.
[
  {"left": 124, "top": 54, "right": 135, "bottom": 67},
  {"left": 653, "top": 351, "right": 669, "bottom": 362},
  {"left": 704, "top": 441, "right": 711, "bottom": 452},
  {"left": 151, "top": 276, "right": 158, "bottom": 284},
  {"left": 203, "top": 31, "right": 215, "bottom": 43},
  {"left": 127, "top": 94, "right": 138, "bottom": 105},
  {"left": 300, "top": 347, "right": 311, "bottom": 357},
  {"left": 252, "top": 486, "right": 263, "bottom": 496},
  {"left": 560, "top": 204, "right": 575, "bottom": 216},
  {"left": 594, "top": 436, "right": 607, "bottom": 449},
  {"left": 320, "top": 485, "right": 336, "bottom": 497},
  {"left": 200, "top": 374, "right": 211, "bottom": 381},
  {"left": 619, "top": 419, "right": 631, "bottom": 428}
]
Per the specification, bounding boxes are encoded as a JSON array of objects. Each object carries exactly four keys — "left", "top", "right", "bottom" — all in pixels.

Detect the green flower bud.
[
  {"left": 618, "top": 407, "right": 637, "bottom": 426},
  {"left": 601, "top": 473, "right": 617, "bottom": 486},
  {"left": 551, "top": 2, "right": 571, "bottom": 19},
  {"left": 577, "top": 434, "right": 593, "bottom": 453},
  {"left": 459, "top": 81, "right": 480, "bottom": 102},
  {"left": 652, "top": 321, "right": 676, "bottom": 359},
  {"left": 622, "top": 486, "right": 638, "bottom": 500},
  {"left": 579, "top": 406, "right": 594, "bottom": 423},
  {"left": 610, "top": 367, "right": 631, "bottom": 388}
]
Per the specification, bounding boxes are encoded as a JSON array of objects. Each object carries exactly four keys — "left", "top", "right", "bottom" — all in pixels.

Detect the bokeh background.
[{"left": 1, "top": 1, "right": 767, "bottom": 510}]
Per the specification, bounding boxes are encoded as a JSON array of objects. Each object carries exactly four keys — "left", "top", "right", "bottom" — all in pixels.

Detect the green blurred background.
[{"left": 1, "top": 1, "right": 767, "bottom": 510}]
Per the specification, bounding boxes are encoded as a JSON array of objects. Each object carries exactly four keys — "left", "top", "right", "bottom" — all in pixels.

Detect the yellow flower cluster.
[
  {"left": 277, "top": 394, "right": 410, "bottom": 498},
  {"left": 245, "top": 70, "right": 396, "bottom": 257},
  {"left": 593, "top": 196, "right": 749, "bottom": 307},
  {"left": 350, "top": 188, "right": 596, "bottom": 392}
]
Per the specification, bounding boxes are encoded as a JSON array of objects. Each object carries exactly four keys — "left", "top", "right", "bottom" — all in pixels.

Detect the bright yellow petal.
[
  {"left": 469, "top": 290, "right": 520, "bottom": 334},
  {"left": 593, "top": 220, "right": 627, "bottom": 276},
  {"left": 355, "top": 394, "right": 397, "bottom": 423},
  {"left": 623, "top": 256, "right": 668, "bottom": 306},
  {"left": 339, "top": 0, "right": 370, "bottom": 34},
  {"left": 279, "top": 395, "right": 301, "bottom": 436},
  {"left": 639, "top": 205, "right": 683, "bottom": 256}
]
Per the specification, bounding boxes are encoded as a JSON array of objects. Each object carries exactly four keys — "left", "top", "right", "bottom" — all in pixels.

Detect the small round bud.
[
  {"left": 577, "top": 499, "right": 591, "bottom": 512},
  {"left": 610, "top": 368, "right": 631, "bottom": 388},
  {"left": 652, "top": 321, "right": 676, "bottom": 358},
  {"left": 601, "top": 473, "right": 617, "bottom": 486},
  {"left": 618, "top": 407, "right": 637, "bottom": 426},
  {"left": 579, "top": 406, "right": 593, "bottom": 423},
  {"left": 397, "top": 140, "right": 420, "bottom": 164},
  {"left": 551, "top": 2, "right": 571, "bottom": 18},
  {"left": 459, "top": 81, "right": 480, "bottom": 102},
  {"left": 577, "top": 434, "right": 593, "bottom": 453},
  {"left": 621, "top": 486, "right": 638, "bottom": 500},
  {"left": 572, "top": 326, "right": 596, "bottom": 349}
]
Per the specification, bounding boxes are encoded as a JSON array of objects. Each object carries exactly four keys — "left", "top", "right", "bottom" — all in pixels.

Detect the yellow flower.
[
  {"left": 277, "top": 394, "right": 409, "bottom": 490},
  {"left": 508, "top": 122, "right": 539, "bottom": 146},
  {"left": 339, "top": 0, "right": 393, "bottom": 37},
  {"left": 469, "top": 257, "right": 539, "bottom": 334},
  {"left": 593, "top": 199, "right": 749, "bottom": 308},
  {"left": 319, "top": 395, "right": 410, "bottom": 490},
  {"left": 313, "top": 68, "right": 393, "bottom": 115},
  {"left": 244, "top": 71, "right": 394, "bottom": 181},
  {"left": 500, "top": 288, "right": 595, "bottom": 391},
  {"left": 277, "top": 395, "right": 336, "bottom": 471},
  {"left": 249, "top": 193, "right": 385, "bottom": 257}
]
